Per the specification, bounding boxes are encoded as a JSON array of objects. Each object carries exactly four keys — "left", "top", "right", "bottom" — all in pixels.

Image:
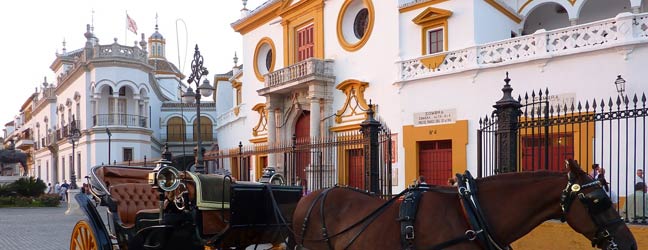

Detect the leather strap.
[{"left": 399, "top": 188, "right": 423, "bottom": 250}]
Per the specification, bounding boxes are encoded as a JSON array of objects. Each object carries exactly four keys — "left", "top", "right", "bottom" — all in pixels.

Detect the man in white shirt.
[{"left": 623, "top": 182, "right": 648, "bottom": 221}]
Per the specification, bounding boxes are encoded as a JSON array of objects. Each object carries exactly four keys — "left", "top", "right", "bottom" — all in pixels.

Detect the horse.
[
  {"left": 292, "top": 159, "right": 637, "bottom": 250},
  {"left": 0, "top": 149, "right": 28, "bottom": 176}
]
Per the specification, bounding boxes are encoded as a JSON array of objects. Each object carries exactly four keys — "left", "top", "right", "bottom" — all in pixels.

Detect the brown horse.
[{"left": 292, "top": 160, "right": 637, "bottom": 250}]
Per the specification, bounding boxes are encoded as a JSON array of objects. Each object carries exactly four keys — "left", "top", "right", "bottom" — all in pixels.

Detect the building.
[
  {"left": 214, "top": 0, "right": 648, "bottom": 193},
  {"left": 2, "top": 22, "right": 217, "bottom": 185}
]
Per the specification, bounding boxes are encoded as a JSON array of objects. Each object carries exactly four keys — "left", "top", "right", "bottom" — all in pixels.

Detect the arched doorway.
[
  {"left": 294, "top": 111, "right": 310, "bottom": 186},
  {"left": 522, "top": 3, "right": 571, "bottom": 35}
]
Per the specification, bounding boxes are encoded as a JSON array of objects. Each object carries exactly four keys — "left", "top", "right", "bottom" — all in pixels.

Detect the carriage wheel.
[{"left": 70, "top": 220, "right": 99, "bottom": 250}]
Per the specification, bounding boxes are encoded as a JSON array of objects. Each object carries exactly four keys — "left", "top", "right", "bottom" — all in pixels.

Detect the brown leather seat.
[
  {"left": 109, "top": 183, "right": 160, "bottom": 227},
  {"left": 97, "top": 166, "right": 152, "bottom": 188}
]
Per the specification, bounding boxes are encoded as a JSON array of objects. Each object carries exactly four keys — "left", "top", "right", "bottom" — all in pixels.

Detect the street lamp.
[
  {"left": 614, "top": 75, "right": 626, "bottom": 100},
  {"left": 106, "top": 127, "right": 112, "bottom": 165},
  {"left": 68, "top": 115, "right": 81, "bottom": 189},
  {"left": 182, "top": 45, "right": 214, "bottom": 174}
]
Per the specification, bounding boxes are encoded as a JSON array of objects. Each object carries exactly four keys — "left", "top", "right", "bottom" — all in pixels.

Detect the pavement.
[{"left": 0, "top": 204, "right": 84, "bottom": 250}]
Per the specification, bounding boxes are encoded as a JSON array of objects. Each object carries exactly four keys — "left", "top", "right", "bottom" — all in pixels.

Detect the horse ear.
[{"left": 566, "top": 159, "right": 582, "bottom": 173}]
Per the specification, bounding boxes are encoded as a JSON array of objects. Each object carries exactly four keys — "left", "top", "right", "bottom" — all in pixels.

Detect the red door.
[
  {"left": 297, "top": 24, "right": 314, "bottom": 62},
  {"left": 419, "top": 140, "right": 452, "bottom": 186},
  {"left": 348, "top": 149, "right": 364, "bottom": 189},
  {"left": 522, "top": 134, "right": 573, "bottom": 172},
  {"left": 295, "top": 111, "right": 310, "bottom": 183}
]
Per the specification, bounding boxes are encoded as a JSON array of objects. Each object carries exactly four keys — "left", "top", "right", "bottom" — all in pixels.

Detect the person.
[
  {"left": 54, "top": 182, "right": 61, "bottom": 195},
  {"left": 45, "top": 183, "right": 52, "bottom": 194},
  {"left": 591, "top": 164, "right": 601, "bottom": 179},
  {"left": 637, "top": 169, "right": 645, "bottom": 184},
  {"left": 622, "top": 182, "right": 648, "bottom": 221},
  {"left": 447, "top": 177, "right": 456, "bottom": 186},
  {"left": 417, "top": 176, "right": 427, "bottom": 185},
  {"left": 60, "top": 180, "right": 69, "bottom": 202}
]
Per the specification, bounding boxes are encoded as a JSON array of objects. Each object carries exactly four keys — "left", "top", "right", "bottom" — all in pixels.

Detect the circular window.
[
  {"left": 265, "top": 50, "right": 273, "bottom": 71},
  {"left": 353, "top": 8, "right": 369, "bottom": 39},
  {"left": 337, "top": 0, "right": 374, "bottom": 52},
  {"left": 253, "top": 38, "right": 276, "bottom": 82}
]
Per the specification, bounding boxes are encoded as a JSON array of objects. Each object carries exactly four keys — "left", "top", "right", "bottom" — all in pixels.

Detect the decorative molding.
[
  {"left": 251, "top": 103, "right": 268, "bottom": 137},
  {"left": 231, "top": 0, "right": 283, "bottom": 35},
  {"left": 412, "top": 7, "right": 452, "bottom": 25},
  {"left": 399, "top": 0, "right": 449, "bottom": 13},
  {"left": 413, "top": 7, "right": 452, "bottom": 55},
  {"left": 334, "top": 80, "right": 369, "bottom": 124},
  {"left": 336, "top": 0, "right": 375, "bottom": 52},
  {"left": 519, "top": 0, "right": 577, "bottom": 14}
]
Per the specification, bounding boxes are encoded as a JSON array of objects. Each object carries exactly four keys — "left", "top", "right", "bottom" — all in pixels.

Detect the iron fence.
[
  {"left": 478, "top": 78, "right": 647, "bottom": 224},
  {"left": 205, "top": 124, "right": 393, "bottom": 198}
]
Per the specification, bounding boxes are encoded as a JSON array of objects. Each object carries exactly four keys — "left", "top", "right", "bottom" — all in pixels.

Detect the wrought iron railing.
[{"left": 92, "top": 114, "right": 147, "bottom": 128}]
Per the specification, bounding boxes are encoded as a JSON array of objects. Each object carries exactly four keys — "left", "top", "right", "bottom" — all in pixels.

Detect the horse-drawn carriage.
[{"left": 70, "top": 160, "right": 302, "bottom": 250}]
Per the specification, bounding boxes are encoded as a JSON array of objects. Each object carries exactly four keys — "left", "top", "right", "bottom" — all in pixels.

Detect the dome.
[{"left": 149, "top": 25, "right": 164, "bottom": 40}]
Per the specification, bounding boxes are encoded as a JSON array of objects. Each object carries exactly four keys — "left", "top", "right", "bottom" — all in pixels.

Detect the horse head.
[{"left": 561, "top": 159, "right": 637, "bottom": 250}]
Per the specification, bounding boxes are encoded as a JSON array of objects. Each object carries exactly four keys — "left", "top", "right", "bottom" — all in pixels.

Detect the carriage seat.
[
  {"left": 95, "top": 166, "right": 152, "bottom": 188},
  {"left": 109, "top": 183, "right": 160, "bottom": 228}
]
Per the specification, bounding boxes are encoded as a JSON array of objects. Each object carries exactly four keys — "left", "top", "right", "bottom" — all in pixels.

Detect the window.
[
  {"left": 353, "top": 8, "right": 369, "bottom": 39},
  {"left": 123, "top": 148, "right": 133, "bottom": 162},
  {"left": 77, "top": 153, "right": 81, "bottom": 180},
  {"left": 236, "top": 87, "right": 242, "bottom": 106},
  {"left": 427, "top": 28, "right": 444, "bottom": 54},
  {"left": 297, "top": 24, "right": 315, "bottom": 62},
  {"left": 167, "top": 117, "right": 186, "bottom": 142},
  {"left": 265, "top": 50, "right": 273, "bottom": 71},
  {"left": 193, "top": 116, "right": 213, "bottom": 141},
  {"left": 61, "top": 157, "right": 65, "bottom": 181}
]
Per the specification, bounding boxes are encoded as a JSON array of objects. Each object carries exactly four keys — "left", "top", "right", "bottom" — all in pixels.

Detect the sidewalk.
[{"left": 0, "top": 204, "right": 84, "bottom": 250}]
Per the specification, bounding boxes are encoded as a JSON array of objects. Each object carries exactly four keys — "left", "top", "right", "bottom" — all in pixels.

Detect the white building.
[
  {"left": 3, "top": 23, "right": 217, "bottom": 185},
  {"left": 214, "top": 0, "right": 648, "bottom": 193}
]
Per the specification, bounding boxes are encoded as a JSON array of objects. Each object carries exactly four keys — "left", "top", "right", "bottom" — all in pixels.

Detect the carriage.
[{"left": 70, "top": 160, "right": 303, "bottom": 250}]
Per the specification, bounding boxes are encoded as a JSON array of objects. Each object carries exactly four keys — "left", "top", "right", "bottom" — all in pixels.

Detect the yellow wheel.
[{"left": 70, "top": 220, "right": 99, "bottom": 250}]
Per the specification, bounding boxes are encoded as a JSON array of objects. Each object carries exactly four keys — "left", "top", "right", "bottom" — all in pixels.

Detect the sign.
[
  {"left": 414, "top": 109, "right": 456, "bottom": 126},
  {"left": 526, "top": 93, "right": 576, "bottom": 108}
]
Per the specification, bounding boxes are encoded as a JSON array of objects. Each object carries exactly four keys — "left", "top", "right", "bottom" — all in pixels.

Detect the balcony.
[
  {"left": 398, "top": 12, "right": 648, "bottom": 82},
  {"left": 93, "top": 114, "right": 148, "bottom": 128},
  {"left": 14, "top": 129, "right": 34, "bottom": 150},
  {"left": 259, "top": 58, "right": 335, "bottom": 95}
]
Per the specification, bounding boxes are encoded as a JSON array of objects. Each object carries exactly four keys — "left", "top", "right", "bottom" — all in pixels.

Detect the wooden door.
[
  {"left": 419, "top": 140, "right": 452, "bottom": 186},
  {"left": 347, "top": 149, "right": 364, "bottom": 189},
  {"left": 297, "top": 24, "right": 314, "bottom": 62},
  {"left": 295, "top": 111, "right": 311, "bottom": 183},
  {"left": 522, "top": 134, "right": 573, "bottom": 172}
]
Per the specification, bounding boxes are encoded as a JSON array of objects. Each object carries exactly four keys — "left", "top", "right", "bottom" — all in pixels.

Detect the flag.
[{"left": 127, "top": 14, "right": 138, "bottom": 34}]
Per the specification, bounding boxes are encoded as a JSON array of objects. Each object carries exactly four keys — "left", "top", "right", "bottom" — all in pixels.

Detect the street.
[{"left": 0, "top": 204, "right": 84, "bottom": 250}]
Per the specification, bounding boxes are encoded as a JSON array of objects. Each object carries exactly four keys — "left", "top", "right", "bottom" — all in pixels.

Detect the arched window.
[
  {"left": 167, "top": 117, "right": 186, "bottom": 142},
  {"left": 193, "top": 116, "right": 213, "bottom": 141}
]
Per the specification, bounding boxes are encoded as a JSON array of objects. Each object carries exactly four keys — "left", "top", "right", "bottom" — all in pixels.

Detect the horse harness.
[
  {"left": 397, "top": 172, "right": 510, "bottom": 250},
  {"left": 560, "top": 172, "right": 625, "bottom": 250}
]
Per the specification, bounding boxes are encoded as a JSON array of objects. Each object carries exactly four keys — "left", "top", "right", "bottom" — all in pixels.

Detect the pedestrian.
[
  {"left": 60, "top": 180, "right": 69, "bottom": 202},
  {"left": 591, "top": 164, "right": 600, "bottom": 179},
  {"left": 622, "top": 182, "right": 648, "bottom": 221},
  {"left": 417, "top": 176, "right": 427, "bottom": 186},
  {"left": 636, "top": 169, "right": 645, "bottom": 184},
  {"left": 54, "top": 182, "right": 61, "bottom": 195},
  {"left": 45, "top": 183, "right": 52, "bottom": 194},
  {"left": 447, "top": 176, "right": 458, "bottom": 186}
]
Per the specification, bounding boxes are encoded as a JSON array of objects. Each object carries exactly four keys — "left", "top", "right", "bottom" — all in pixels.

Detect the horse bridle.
[{"left": 560, "top": 172, "right": 625, "bottom": 250}]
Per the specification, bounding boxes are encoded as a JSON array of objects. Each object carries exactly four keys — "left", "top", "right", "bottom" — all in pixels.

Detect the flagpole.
[{"left": 125, "top": 10, "right": 128, "bottom": 45}]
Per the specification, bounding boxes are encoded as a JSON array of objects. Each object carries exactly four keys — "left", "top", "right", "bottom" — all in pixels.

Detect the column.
[
  {"left": 309, "top": 97, "right": 321, "bottom": 139},
  {"left": 267, "top": 101, "right": 277, "bottom": 169},
  {"left": 112, "top": 93, "right": 119, "bottom": 125}
]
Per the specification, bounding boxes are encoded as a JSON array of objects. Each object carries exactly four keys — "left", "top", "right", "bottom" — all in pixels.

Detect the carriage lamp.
[
  {"left": 149, "top": 161, "right": 181, "bottom": 192},
  {"left": 614, "top": 75, "right": 626, "bottom": 99}
]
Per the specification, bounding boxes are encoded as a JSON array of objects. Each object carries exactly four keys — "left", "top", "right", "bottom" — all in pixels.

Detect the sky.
[{"left": 0, "top": 0, "right": 267, "bottom": 125}]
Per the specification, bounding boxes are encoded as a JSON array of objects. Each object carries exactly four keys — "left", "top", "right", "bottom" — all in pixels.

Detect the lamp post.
[
  {"left": 182, "top": 45, "right": 213, "bottom": 174},
  {"left": 106, "top": 127, "right": 112, "bottom": 165},
  {"left": 614, "top": 75, "right": 627, "bottom": 101},
  {"left": 68, "top": 116, "right": 81, "bottom": 189}
]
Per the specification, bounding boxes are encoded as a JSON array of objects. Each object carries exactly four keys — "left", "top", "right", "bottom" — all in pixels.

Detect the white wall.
[{"left": 473, "top": 0, "right": 521, "bottom": 43}]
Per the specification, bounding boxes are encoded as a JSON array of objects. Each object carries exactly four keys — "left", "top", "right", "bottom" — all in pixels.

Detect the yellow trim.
[
  {"left": 336, "top": 0, "right": 375, "bottom": 52},
  {"left": 412, "top": 7, "right": 452, "bottom": 55},
  {"left": 518, "top": 0, "right": 576, "bottom": 13},
  {"left": 232, "top": 1, "right": 283, "bottom": 35},
  {"left": 483, "top": 0, "right": 522, "bottom": 23},
  {"left": 329, "top": 123, "right": 361, "bottom": 132},
  {"left": 420, "top": 54, "right": 447, "bottom": 70},
  {"left": 251, "top": 103, "right": 268, "bottom": 137},
  {"left": 335, "top": 80, "right": 370, "bottom": 124},
  {"left": 403, "top": 120, "right": 468, "bottom": 185},
  {"left": 421, "top": 22, "right": 448, "bottom": 55},
  {"left": 253, "top": 37, "right": 277, "bottom": 82},
  {"left": 399, "top": 0, "right": 449, "bottom": 13},
  {"left": 249, "top": 137, "right": 268, "bottom": 143},
  {"left": 281, "top": 0, "right": 325, "bottom": 66}
]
